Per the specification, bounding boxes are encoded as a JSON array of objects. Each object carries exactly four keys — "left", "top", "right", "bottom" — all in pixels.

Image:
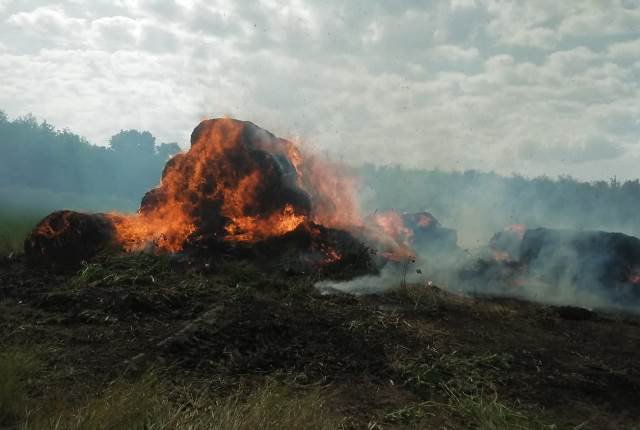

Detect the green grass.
[
  {"left": 397, "top": 350, "right": 512, "bottom": 394},
  {"left": 18, "top": 372, "right": 339, "bottom": 430},
  {"left": 389, "top": 347, "right": 553, "bottom": 428},
  {"left": 0, "top": 209, "right": 44, "bottom": 255},
  {"left": 0, "top": 349, "right": 39, "bottom": 426},
  {"left": 1, "top": 341, "right": 340, "bottom": 430},
  {"left": 443, "top": 384, "right": 552, "bottom": 430}
]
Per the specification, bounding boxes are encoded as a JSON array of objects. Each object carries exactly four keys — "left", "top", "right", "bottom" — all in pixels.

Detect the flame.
[
  {"left": 507, "top": 224, "right": 526, "bottom": 239},
  {"left": 490, "top": 223, "right": 527, "bottom": 262},
  {"left": 416, "top": 214, "right": 432, "bottom": 228},
  {"left": 492, "top": 250, "right": 510, "bottom": 262},
  {"left": 284, "top": 140, "right": 362, "bottom": 229},
  {"left": 365, "top": 211, "right": 415, "bottom": 261},
  {"left": 629, "top": 268, "right": 640, "bottom": 285},
  {"left": 106, "top": 119, "right": 360, "bottom": 254},
  {"left": 33, "top": 211, "right": 73, "bottom": 239},
  {"left": 28, "top": 119, "right": 439, "bottom": 267}
]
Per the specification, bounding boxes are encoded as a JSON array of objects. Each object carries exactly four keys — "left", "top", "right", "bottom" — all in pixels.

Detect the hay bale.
[
  {"left": 24, "top": 210, "right": 116, "bottom": 265},
  {"left": 520, "top": 228, "right": 640, "bottom": 295}
]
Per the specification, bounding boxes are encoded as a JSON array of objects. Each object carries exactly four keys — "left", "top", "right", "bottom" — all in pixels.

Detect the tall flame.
[{"left": 106, "top": 118, "right": 361, "bottom": 253}]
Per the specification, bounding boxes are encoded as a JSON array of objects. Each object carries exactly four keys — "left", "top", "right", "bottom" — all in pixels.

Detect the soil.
[{"left": 1, "top": 252, "right": 639, "bottom": 429}]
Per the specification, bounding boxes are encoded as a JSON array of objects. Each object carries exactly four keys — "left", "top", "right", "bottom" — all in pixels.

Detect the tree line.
[
  {"left": 2, "top": 110, "right": 640, "bottom": 240},
  {"left": 357, "top": 164, "right": 640, "bottom": 244},
  {"left": 0, "top": 111, "right": 180, "bottom": 210}
]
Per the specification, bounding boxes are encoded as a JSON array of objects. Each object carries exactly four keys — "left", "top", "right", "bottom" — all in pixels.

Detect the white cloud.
[
  {"left": 0, "top": 0, "right": 639, "bottom": 180},
  {"left": 608, "top": 39, "right": 640, "bottom": 63},
  {"left": 558, "top": 3, "right": 640, "bottom": 38},
  {"left": 431, "top": 44, "right": 479, "bottom": 62}
]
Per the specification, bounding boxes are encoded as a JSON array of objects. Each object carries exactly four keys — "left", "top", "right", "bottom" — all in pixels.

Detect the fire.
[
  {"left": 507, "top": 224, "right": 526, "bottom": 239},
  {"left": 629, "top": 268, "right": 640, "bottom": 285},
  {"left": 490, "top": 223, "right": 527, "bottom": 262},
  {"left": 283, "top": 140, "right": 362, "bottom": 229},
  {"left": 33, "top": 211, "right": 73, "bottom": 239},
  {"left": 416, "top": 214, "right": 432, "bottom": 228},
  {"left": 106, "top": 118, "right": 360, "bottom": 255},
  {"left": 365, "top": 211, "right": 415, "bottom": 261},
  {"left": 30, "top": 118, "right": 422, "bottom": 265},
  {"left": 492, "top": 250, "right": 510, "bottom": 262}
]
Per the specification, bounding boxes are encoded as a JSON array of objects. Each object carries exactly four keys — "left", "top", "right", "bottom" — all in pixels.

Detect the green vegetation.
[
  {"left": 388, "top": 340, "right": 548, "bottom": 428},
  {"left": 14, "top": 368, "right": 338, "bottom": 430},
  {"left": 0, "top": 110, "right": 178, "bottom": 210},
  {"left": 0, "top": 209, "right": 43, "bottom": 255},
  {"left": 1, "top": 231, "right": 638, "bottom": 428},
  {"left": 0, "top": 349, "right": 39, "bottom": 426},
  {"left": 443, "top": 385, "right": 550, "bottom": 430},
  {"left": 4, "top": 109, "right": 640, "bottom": 248},
  {"left": 358, "top": 164, "right": 640, "bottom": 244}
]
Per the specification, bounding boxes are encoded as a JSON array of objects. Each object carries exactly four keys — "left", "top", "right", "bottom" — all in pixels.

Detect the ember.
[
  {"left": 25, "top": 211, "right": 115, "bottom": 265},
  {"left": 490, "top": 224, "right": 527, "bottom": 262},
  {"left": 630, "top": 269, "right": 640, "bottom": 285}
]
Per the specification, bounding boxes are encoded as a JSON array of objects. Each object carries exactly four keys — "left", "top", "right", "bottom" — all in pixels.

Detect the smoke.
[
  {"left": 316, "top": 258, "right": 430, "bottom": 295},
  {"left": 356, "top": 166, "right": 640, "bottom": 249},
  {"left": 317, "top": 210, "right": 640, "bottom": 313}
]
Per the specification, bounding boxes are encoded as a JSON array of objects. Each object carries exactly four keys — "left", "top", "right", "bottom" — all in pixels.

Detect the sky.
[{"left": 0, "top": 0, "right": 639, "bottom": 180}]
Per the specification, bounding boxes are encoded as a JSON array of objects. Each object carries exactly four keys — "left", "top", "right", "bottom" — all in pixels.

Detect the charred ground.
[{"left": 1, "top": 251, "right": 639, "bottom": 429}]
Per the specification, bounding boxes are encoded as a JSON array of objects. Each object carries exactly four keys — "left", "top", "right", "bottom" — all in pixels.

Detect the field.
[
  {"left": 0, "top": 210, "right": 44, "bottom": 256},
  {"left": 1, "top": 214, "right": 640, "bottom": 429}
]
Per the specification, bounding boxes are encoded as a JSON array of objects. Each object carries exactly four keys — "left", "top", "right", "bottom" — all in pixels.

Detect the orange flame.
[
  {"left": 106, "top": 119, "right": 361, "bottom": 254},
  {"left": 507, "top": 224, "right": 526, "bottom": 239},
  {"left": 283, "top": 140, "right": 362, "bottom": 229},
  {"left": 364, "top": 211, "right": 415, "bottom": 261},
  {"left": 629, "top": 268, "right": 640, "bottom": 285}
]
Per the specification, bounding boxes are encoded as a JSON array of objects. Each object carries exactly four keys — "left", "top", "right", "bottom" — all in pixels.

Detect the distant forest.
[
  {"left": 2, "top": 111, "right": 640, "bottom": 244},
  {"left": 356, "top": 165, "right": 640, "bottom": 246},
  {"left": 0, "top": 111, "right": 180, "bottom": 212}
]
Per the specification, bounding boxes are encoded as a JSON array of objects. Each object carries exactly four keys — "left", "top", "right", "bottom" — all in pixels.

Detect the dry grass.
[
  {"left": 21, "top": 375, "right": 340, "bottom": 430},
  {"left": 443, "top": 384, "right": 552, "bottom": 430}
]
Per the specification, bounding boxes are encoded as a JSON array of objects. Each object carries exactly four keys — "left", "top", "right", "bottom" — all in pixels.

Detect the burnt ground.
[{"left": 1, "top": 252, "right": 640, "bottom": 429}]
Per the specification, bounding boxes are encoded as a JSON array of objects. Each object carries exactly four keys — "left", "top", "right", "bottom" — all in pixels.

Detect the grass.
[
  {"left": 1, "top": 340, "right": 340, "bottom": 430},
  {"left": 0, "top": 349, "right": 39, "bottom": 426},
  {"left": 443, "top": 384, "right": 552, "bottom": 430},
  {"left": 69, "top": 252, "right": 179, "bottom": 289},
  {"left": 397, "top": 349, "right": 512, "bottom": 394},
  {"left": 17, "top": 370, "right": 339, "bottom": 430},
  {"left": 0, "top": 210, "right": 43, "bottom": 255},
  {"left": 387, "top": 345, "right": 553, "bottom": 429}
]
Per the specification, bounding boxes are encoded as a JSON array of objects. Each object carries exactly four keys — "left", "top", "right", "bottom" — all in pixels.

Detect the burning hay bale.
[
  {"left": 489, "top": 224, "right": 526, "bottom": 262},
  {"left": 402, "top": 212, "right": 458, "bottom": 255},
  {"left": 460, "top": 226, "right": 640, "bottom": 305},
  {"left": 126, "top": 118, "right": 314, "bottom": 252},
  {"left": 24, "top": 210, "right": 117, "bottom": 265},
  {"left": 363, "top": 210, "right": 458, "bottom": 262},
  {"left": 24, "top": 118, "right": 374, "bottom": 271},
  {"left": 520, "top": 228, "right": 640, "bottom": 297}
]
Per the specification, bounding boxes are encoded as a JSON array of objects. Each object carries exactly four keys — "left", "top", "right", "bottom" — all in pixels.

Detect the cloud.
[
  {"left": 89, "top": 16, "right": 140, "bottom": 50},
  {"left": 0, "top": 0, "right": 639, "bottom": 181},
  {"left": 519, "top": 137, "right": 625, "bottom": 164},
  {"left": 558, "top": 2, "right": 640, "bottom": 38},
  {"left": 608, "top": 39, "right": 640, "bottom": 63}
]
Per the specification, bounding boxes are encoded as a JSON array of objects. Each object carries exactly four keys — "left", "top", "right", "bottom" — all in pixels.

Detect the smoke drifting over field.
[
  {"left": 321, "top": 177, "right": 640, "bottom": 312},
  {"left": 11, "top": 114, "right": 640, "bottom": 313}
]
